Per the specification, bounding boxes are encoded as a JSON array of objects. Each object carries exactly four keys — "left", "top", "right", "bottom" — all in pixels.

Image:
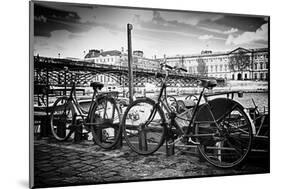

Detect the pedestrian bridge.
[{"left": 34, "top": 56, "right": 216, "bottom": 88}]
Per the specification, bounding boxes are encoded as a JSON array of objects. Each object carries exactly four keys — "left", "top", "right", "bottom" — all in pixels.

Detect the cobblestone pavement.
[{"left": 33, "top": 138, "right": 269, "bottom": 188}]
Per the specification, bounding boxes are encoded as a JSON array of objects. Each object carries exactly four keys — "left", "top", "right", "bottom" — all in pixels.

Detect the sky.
[{"left": 33, "top": 1, "right": 269, "bottom": 59}]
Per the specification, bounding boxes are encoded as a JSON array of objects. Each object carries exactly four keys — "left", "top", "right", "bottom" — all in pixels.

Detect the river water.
[{"left": 169, "top": 92, "right": 268, "bottom": 113}]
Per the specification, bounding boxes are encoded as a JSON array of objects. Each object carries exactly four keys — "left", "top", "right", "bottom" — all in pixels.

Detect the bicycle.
[
  {"left": 50, "top": 82, "right": 121, "bottom": 149},
  {"left": 121, "top": 71, "right": 254, "bottom": 168}
]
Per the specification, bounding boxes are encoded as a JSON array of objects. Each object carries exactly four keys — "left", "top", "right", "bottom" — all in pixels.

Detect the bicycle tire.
[
  {"left": 185, "top": 94, "right": 199, "bottom": 102},
  {"left": 50, "top": 96, "right": 75, "bottom": 141},
  {"left": 122, "top": 98, "right": 167, "bottom": 155},
  {"left": 89, "top": 96, "right": 121, "bottom": 149},
  {"left": 194, "top": 99, "right": 253, "bottom": 168}
]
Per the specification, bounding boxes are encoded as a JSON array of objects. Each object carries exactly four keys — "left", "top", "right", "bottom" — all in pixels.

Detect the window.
[
  {"left": 254, "top": 73, "right": 257, "bottom": 80},
  {"left": 215, "top": 65, "right": 218, "bottom": 72},
  {"left": 260, "top": 73, "right": 264, "bottom": 80},
  {"left": 210, "top": 65, "right": 213, "bottom": 72},
  {"left": 254, "top": 63, "right": 258, "bottom": 70},
  {"left": 225, "top": 64, "right": 228, "bottom": 71},
  {"left": 220, "top": 65, "right": 223, "bottom": 72}
]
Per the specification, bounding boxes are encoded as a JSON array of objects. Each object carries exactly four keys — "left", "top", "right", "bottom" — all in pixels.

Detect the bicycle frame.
[
  {"left": 66, "top": 83, "right": 99, "bottom": 126},
  {"left": 150, "top": 74, "right": 224, "bottom": 140}
]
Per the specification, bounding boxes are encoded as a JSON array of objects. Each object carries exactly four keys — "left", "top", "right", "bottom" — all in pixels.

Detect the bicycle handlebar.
[{"left": 155, "top": 70, "right": 169, "bottom": 84}]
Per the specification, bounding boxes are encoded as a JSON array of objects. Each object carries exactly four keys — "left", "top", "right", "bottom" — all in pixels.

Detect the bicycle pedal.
[
  {"left": 167, "top": 136, "right": 183, "bottom": 145},
  {"left": 68, "top": 125, "right": 76, "bottom": 131},
  {"left": 187, "top": 137, "right": 200, "bottom": 145}
]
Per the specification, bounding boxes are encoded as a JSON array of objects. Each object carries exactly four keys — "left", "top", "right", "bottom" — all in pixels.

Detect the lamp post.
[{"left": 127, "top": 23, "right": 134, "bottom": 103}]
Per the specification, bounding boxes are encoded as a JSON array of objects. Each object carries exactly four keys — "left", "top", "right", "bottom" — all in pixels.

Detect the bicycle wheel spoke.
[
  {"left": 225, "top": 139, "right": 243, "bottom": 156},
  {"left": 90, "top": 96, "right": 121, "bottom": 149},
  {"left": 195, "top": 101, "right": 252, "bottom": 168},
  {"left": 50, "top": 97, "right": 74, "bottom": 141},
  {"left": 123, "top": 99, "right": 166, "bottom": 155}
]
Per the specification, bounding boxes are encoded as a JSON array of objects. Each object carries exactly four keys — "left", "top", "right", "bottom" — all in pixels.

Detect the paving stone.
[
  {"left": 104, "top": 175, "right": 125, "bottom": 182},
  {"left": 57, "top": 167, "right": 78, "bottom": 177},
  {"left": 40, "top": 166, "right": 57, "bottom": 172},
  {"left": 34, "top": 139, "right": 269, "bottom": 187},
  {"left": 68, "top": 159, "right": 82, "bottom": 164},
  {"left": 38, "top": 171, "right": 60, "bottom": 178},
  {"left": 101, "top": 160, "right": 114, "bottom": 165},
  {"left": 81, "top": 159, "right": 98, "bottom": 165},
  {"left": 70, "top": 163, "right": 87, "bottom": 169}
]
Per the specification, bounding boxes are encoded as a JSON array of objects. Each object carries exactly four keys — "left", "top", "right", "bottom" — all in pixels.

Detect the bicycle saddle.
[
  {"left": 200, "top": 79, "right": 217, "bottom": 89},
  {"left": 90, "top": 82, "right": 104, "bottom": 90}
]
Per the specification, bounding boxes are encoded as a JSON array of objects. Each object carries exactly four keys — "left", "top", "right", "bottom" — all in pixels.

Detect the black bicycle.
[
  {"left": 50, "top": 82, "right": 121, "bottom": 149},
  {"left": 122, "top": 71, "right": 254, "bottom": 168}
]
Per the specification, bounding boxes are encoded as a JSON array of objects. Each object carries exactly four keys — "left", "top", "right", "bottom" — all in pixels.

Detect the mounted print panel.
[{"left": 29, "top": 0, "right": 269, "bottom": 188}]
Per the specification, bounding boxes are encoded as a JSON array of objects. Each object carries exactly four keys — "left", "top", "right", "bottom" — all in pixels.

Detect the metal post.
[
  {"left": 127, "top": 23, "right": 134, "bottom": 103},
  {"left": 64, "top": 66, "right": 68, "bottom": 96}
]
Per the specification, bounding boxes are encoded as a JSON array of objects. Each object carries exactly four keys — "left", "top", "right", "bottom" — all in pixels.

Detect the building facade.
[
  {"left": 84, "top": 49, "right": 160, "bottom": 89},
  {"left": 165, "top": 47, "right": 268, "bottom": 81}
]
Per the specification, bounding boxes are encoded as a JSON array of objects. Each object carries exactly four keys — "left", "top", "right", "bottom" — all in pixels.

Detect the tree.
[{"left": 196, "top": 58, "right": 208, "bottom": 76}]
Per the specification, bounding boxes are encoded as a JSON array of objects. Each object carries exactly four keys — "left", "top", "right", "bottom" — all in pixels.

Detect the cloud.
[
  {"left": 223, "top": 28, "right": 238, "bottom": 34},
  {"left": 226, "top": 23, "right": 268, "bottom": 45},
  {"left": 34, "top": 3, "right": 94, "bottom": 37},
  {"left": 198, "top": 26, "right": 238, "bottom": 34},
  {"left": 214, "top": 15, "right": 267, "bottom": 32},
  {"left": 198, "top": 35, "right": 214, "bottom": 40},
  {"left": 34, "top": 26, "right": 128, "bottom": 58}
]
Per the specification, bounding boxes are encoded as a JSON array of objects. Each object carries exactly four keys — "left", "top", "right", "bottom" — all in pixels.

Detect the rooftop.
[
  {"left": 167, "top": 47, "right": 268, "bottom": 59},
  {"left": 85, "top": 50, "right": 122, "bottom": 58}
]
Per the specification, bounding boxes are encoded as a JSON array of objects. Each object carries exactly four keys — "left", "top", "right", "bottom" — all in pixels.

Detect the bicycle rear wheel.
[
  {"left": 89, "top": 96, "right": 121, "bottom": 149},
  {"left": 122, "top": 98, "right": 166, "bottom": 155},
  {"left": 195, "top": 100, "right": 253, "bottom": 168},
  {"left": 50, "top": 96, "right": 75, "bottom": 141}
]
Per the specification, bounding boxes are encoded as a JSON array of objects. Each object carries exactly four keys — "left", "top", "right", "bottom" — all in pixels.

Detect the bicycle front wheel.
[
  {"left": 89, "top": 96, "right": 121, "bottom": 149},
  {"left": 195, "top": 100, "right": 253, "bottom": 168},
  {"left": 122, "top": 98, "right": 167, "bottom": 155},
  {"left": 50, "top": 96, "right": 75, "bottom": 141}
]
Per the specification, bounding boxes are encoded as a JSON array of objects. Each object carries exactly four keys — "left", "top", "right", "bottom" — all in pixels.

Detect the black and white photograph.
[{"left": 30, "top": 0, "right": 269, "bottom": 188}]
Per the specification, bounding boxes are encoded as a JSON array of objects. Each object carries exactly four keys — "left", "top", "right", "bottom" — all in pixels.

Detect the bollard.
[
  {"left": 138, "top": 130, "right": 148, "bottom": 151},
  {"left": 115, "top": 124, "right": 123, "bottom": 149},
  {"left": 165, "top": 127, "right": 175, "bottom": 156},
  {"left": 40, "top": 116, "right": 51, "bottom": 138},
  {"left": 93, "top": 127, "right": 102, "bottom": 145},
  {"left": 72, "top": 113, "right": 82, "bottom": 143},
  {"left": 166, "top": 138, "right": 175, "bottom": 156},
  {"left": 74, "top": 124, "right": 83, "bottom": 143},
  {"left": 57, "top": 120, "right": 66, "bottom": 139}
]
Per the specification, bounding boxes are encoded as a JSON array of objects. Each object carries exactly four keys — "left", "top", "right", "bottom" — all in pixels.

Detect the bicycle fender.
[{"left": 194, "top": 98, "right": 256, "bottom": 134}]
